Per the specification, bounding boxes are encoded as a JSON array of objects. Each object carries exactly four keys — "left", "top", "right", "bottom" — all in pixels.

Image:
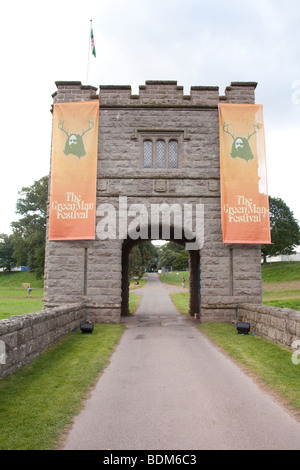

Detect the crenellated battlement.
[
  {"left": 52, "top": 80, "right": 257, "bottom": 107},
  {"left": 52, "top": 81, "right": 99, "bottom": 105},
  {"left": 98, "top": 80, "right": 257, "bottom": 107}
]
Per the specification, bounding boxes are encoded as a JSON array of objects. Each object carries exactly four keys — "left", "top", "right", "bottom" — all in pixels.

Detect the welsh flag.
[{"left": 91, "top": 24, "right": 96, "bottom": 57}]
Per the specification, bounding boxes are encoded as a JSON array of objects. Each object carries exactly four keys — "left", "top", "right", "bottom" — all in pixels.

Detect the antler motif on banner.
[
  {"left": 81, "top": 117, "right": 94, "bottom": 136},
  {"left": 57, "top": 117, "right": 95, "bottom": 159},
  {"left": 247, "top": 121, "right": 260, "bottom": 140}
]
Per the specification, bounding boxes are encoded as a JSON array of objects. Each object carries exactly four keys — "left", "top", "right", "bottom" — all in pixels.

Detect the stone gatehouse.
[{"left": 44, "top": 80, "right": 262, "bottom": 323}]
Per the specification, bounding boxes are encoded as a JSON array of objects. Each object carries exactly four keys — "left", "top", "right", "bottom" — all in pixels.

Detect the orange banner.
[
  {"left": 219, "top": 103, "right": 271, "bottom": 244},
  {"left": 49, "top": 101, "right": 99, "bottom": 240}
]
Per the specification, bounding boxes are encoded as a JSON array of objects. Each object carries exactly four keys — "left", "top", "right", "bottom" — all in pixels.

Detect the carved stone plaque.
[
  {"left": 98, "top": 180, "right": 108, "bottom": 192},
  {"left": 154, "top": 179, "right": 167, "bottom": 192}
]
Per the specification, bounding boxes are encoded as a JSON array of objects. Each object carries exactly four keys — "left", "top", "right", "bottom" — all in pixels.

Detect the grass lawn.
[
  {"left": 159, "top": 270, "right": 189, "bottom": 287},
  {"left": 261, "top": 262, "right": 300, "bottom": 310},
  {"left": 128, "top": 276, "right": 147, "bottom": 315},
  {"left": 130, "top": 278, "right": 147, "bottom": 289},
  {"left": 0, "top": 285, "right": 44, "bottom": 321},
  {"left": 261, "top": 261, "right": 300, "bottom": 283},
  {"left": 0, "top": 299, "right": 43, "bottom": 320},
  {"left": 262, "top": 299, "right": 300, "bottom": 310},
  {"left": 159, "top": 263, "right": 300, "bottom": 313},
  {"left": 0, "top": 271, "right": 44, "bottom": 288},
  {"left": 0, "top": 287, "right": 44, "bottom": 298},
  {"left": 0, "top": 272, "right": 44, "bottom": 320},
  {"left": 0, "top": 324, "right": 125, "bottom": 450},
  {"left": 170, "top": 292, "right": 189, "bottom": 315},
  {"left": 129, "top": 292, "right": 142, "bottom": 315}
]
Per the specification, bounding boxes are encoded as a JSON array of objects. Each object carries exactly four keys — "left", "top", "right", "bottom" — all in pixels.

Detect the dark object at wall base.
[
  {"left": 80, "top": 321, "right": 94, "bottom": 333},
  {"left": 236, "top": 322, "right": 250, "bottom": 334}
]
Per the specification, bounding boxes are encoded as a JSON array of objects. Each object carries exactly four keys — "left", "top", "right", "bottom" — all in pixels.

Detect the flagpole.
[{"left": 86, "top": 20, "right": 92, "bottom": 84}]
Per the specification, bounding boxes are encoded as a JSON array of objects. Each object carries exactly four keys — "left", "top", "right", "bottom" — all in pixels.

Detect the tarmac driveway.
[{"left": 62, "top": 273, "right": 300, "bottom": 450}]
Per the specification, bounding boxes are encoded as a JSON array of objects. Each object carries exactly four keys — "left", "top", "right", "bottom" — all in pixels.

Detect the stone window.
[
  {"left": 168, "top": 140, "right": 178, "bottom": 168},
  {"left": 155, "top": 140, "right": 166, "bottom": 168},
  {"left": 142, "top": 136, "right": 179, "bottom": 169},
  {"left": 143, "top": 139, "right": 153, "bottom": 168}
]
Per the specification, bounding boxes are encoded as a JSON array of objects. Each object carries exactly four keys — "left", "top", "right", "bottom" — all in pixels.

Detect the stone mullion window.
[
  {"left": 142, "top": 135, "right": 179, "bottom": 169},
  {"left": 155, "top": 139, "right": 166, "bottom": 168},
  {"left": 143, "top": 139, "right": 153, "bottom": 168},
  {"left": 168, "top": 139, "right": 178, "bottom": 168}
]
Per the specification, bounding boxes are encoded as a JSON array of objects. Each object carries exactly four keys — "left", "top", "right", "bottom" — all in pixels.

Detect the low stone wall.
[
  {"left": 0, "top": 303, "right": 85, "bottom": 379},
  {"left": 238, "top": 303, "right": 300, "bottom": 350}
]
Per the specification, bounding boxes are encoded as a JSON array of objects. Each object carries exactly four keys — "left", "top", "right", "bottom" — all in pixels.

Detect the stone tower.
[{"left": 44, "top": 80, "right": 262, "bottom": 323}]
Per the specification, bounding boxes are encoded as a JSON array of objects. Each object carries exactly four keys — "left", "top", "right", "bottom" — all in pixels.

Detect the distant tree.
[
  {"left": 159, "top": 249, "right": 177, "bottom": 268},
  {"left": 129, "top": 246, "right": 144, "bottom": 279},
  {"left": 159, "top": 242, "right": 188, "bottom": 269},
  {"left": 129, "top": 242, "right": 158, "bottom": 278},
  {"left": 261, "top": 196, "right": 300, "bottom": 263},
  {"left": 11, "top": 176, "right": 48, "bottom": 278},
  {"left": 161, "top": 241, "right": 184, "bottom": 254},
  {"left": 173, "top": 250, "right": 189, "bottom": 270},
  {"left": 139, "top": 242, "right": 158, "bottom": 271},
  {"left": 0, "top": 234, "right": 17, "bottom": 272}
]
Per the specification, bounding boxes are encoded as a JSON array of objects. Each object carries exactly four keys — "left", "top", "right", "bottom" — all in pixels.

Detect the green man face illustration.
[
  {"left": 230, "top": 137, "right": 254, "bottom": 161},
  {"left": 58, "top": 118, "right": 94, "bottom": 159},
  {"left": 64, "top": 134, "right": 86, "bottom": 158},
  {"left": 223, "top": 121, "right": 260, "bottom": 162}
]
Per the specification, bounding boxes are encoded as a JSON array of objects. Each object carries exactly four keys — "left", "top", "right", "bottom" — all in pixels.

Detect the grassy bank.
[
  {"left": 0, "top": 298, "right": 43, "bottom": 320},
  {"left": 170, "top": 292, "right": 189, "bottom": 315},
  {"left": 161, "top": 263, "right": 300, "bottom": 313},
  {"left": 0, "top": 272, "right": 44, "bottom": 319},
  {"left": 262, "top": 262, "right": 300, "bottom": 310},
  {"left": 0, "top": 271, "right": 44, "bottom": 288},
  {"left": 159, "top": 270, "right": 189, "bottom": 287},
  {"left": 129, "top": 292, "right": 142, "bottom": 315},
  {"left": 0, "top": 324, "right": 125, "bottom": 450},
  {"left": 261, "top": 261, "right": 300, "bottom": 283}
]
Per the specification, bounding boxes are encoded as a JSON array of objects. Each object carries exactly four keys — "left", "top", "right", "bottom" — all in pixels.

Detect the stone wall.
[
  {"left": 238, "top": 303, "right": 300, "bottom": 350},
  {"left": 0, "top": 303, "right": 85, "bottom": 379}
]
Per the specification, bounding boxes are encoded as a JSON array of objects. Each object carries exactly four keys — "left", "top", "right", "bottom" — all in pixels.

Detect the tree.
[
  {"left": 173, "top": 250, "right": 189, "bottom": 270},
  {"left": 0, "top": 234, "right": 17, "bottom": 272},
  {"left": 159, "top": 241, "right": 187, "bottom": 269},
  {"left": 159, "top": 249, "right": 177, "bottom": 268},
  {"left": 129, "top": 242, "right": 158, "bottom": 278},
  {"left": 261, "top": 196, "right": 300, "bottom": 263},
  {"left": 11, "top": 176, "right": 49, "bottom": 278},
  {"left": 129, "top": 246, "right": 144, "bottom": 279}
]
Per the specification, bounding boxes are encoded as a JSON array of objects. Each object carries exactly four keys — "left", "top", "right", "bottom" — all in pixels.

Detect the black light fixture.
[
  {"left": 80, "top": 303, "right": 94, "bottom": 333},
  {"left": 80, "top": 320, "right": 94, "bottom": 333},
  {"left": 236, "top": 322, "right": 250, "bottom": 335}
]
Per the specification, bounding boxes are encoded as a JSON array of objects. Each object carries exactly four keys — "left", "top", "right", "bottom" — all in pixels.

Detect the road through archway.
[{"left": 62, "top": 274, "right": 300, "bottom": 450}]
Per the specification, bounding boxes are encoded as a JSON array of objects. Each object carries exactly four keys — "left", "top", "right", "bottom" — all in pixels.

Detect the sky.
[{"left": 0, "top": 0, "right": 299, "bottom": 238}]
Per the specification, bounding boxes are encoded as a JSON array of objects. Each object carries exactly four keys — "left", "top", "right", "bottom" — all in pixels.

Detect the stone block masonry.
[
  {"left": 238, "top": 303, "right": 300, "bottom": 350},
  {"left": 0, "top": 303, "right": 85, "bottom": 379}
]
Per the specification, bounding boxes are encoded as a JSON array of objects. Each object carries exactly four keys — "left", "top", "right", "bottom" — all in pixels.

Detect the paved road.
[{"left": 62, "top": 273, "right": 300, "bottom": 450}]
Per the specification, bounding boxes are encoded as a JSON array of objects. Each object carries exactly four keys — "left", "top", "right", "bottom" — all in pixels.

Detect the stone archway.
[{"left": 121, "top": 225, "right": 200, "bottom": 318}]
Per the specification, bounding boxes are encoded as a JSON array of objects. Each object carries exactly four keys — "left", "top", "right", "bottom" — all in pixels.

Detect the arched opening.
[{"left": 121, "top": 225, "right": 200, "bottom": 318}]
